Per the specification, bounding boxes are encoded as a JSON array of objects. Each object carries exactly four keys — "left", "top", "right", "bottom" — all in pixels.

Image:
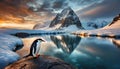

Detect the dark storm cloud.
[
  {"left": 69, "top": 0, "right": 103, "bottom": 5},
  {"left": 27, "top": 0, "right": 69, "bottom": 16},
  {"left": 77, "top": 0, "right": 120, "bottom": 20},
  {"left": 0, "top": 0, "right": 32, "bottom": 23},
  {"left": 1, "top": 0, "right": 119, "bottom": 21},
  {"left": 52, "top": 0, "right": 68, "bottom": 10},
  {"left": 27, "top": 0, "right": 69, "bottom": 12},
  {"left": 0, "top": 0, "right": 24, "bottom": 7},
  {"left": 27, "top": 0, "right": 104, "bottom": 12}
]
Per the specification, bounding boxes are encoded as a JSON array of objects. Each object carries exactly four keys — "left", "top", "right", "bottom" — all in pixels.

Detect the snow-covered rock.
[
  {"left": 74, "top": 14, "right": 120, "bottom": 36},
  {"left": 0, "top": 34, "right": 23, "bottom": 69},
  {"left": 104, "top": 14, "right": 120, "bottom": 29},
  {"left": 49, "top": 7, "right": 84, "bottom": 30}
]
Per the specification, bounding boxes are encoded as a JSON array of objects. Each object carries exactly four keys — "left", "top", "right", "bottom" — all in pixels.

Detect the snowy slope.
[
  {"left": 33, "top": 7, "right": 84, "bottom": 31},
  {"left": 0, "top": 34, "right": 23, "bottom": 69},
  {"left": 74, "top": 14, "right": 120, "bottom": 36},
  {"left": 104, "top": 14, "right": 120, "bottom": 29}
]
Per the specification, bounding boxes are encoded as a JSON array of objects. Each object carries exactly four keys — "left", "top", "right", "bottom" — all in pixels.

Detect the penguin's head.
[{"left": 36, "top": 38, "right": 46, "bottom": 42}]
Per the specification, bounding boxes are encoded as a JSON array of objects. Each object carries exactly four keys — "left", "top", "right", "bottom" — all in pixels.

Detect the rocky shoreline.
[{"left": 5, "top": 55, "right": 75, "bottom": 69}]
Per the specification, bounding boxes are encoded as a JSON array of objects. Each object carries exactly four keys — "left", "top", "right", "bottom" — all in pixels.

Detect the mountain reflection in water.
[
  {"left": 20, "top": 34, "right": 120, "bottom": 69},
  {"left": 51, "top": 35, "right": 81, "bottom": 54}
]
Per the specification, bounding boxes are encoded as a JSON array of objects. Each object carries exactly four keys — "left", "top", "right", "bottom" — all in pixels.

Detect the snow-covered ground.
[
  {"left": 0, "top": 33, "right": 23, "bottom": 69},
  {"left": 74, "top": 17, "right": 120, "bottom": 36},
  {"left": 35, "top": 24, "right": 80, "bottom": 32}
]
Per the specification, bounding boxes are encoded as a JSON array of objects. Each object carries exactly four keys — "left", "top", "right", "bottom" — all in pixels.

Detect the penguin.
[{"left": 24, "top": 38, "right": 45, "bottom": 58}]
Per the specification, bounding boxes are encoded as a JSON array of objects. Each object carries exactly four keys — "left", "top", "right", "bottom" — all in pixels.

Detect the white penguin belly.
[
  {"left": 35, "top": 41, "right": 41, "bottom": 55},
  {"left": 32, "top": 41, "right": 41, "bottom": 57}
]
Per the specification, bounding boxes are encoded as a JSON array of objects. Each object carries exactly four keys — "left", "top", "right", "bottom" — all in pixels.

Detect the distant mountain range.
[
  {"left": 86, "top": 21, "right": 108, "bottom": 29},
  {"left": 33, "top": 7, "right": 120, "bottom": 31}
]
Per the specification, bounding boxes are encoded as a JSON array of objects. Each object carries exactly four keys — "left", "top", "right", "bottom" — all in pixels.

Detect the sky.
[
  {"left": 27, "top": 0, "right": 120, "bottom": 19},
  {"left": 0, "top": 0, "right": 120, "bottom": 29}
]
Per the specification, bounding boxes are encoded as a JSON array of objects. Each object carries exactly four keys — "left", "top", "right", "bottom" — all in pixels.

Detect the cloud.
[
  {"left": 27, "top": 0, "right": 68, "bottom": 12},
  {"left": 0, "top": 0, "right": 25, "bottom": 7},
  {"left": 0, "top": 0, "right": 120, "bottom": 24},
  {"left": 0, "top": 0, "right": 33, "bottom": 24},
  {"left": 27, "top": 0, "right": 104, "bottom": 12},
  {"left": 26, "top": 0, "right": 105, "bottom": 17},
  {"left": 77, "top": 0, "right": 120, "bottom": 20}
]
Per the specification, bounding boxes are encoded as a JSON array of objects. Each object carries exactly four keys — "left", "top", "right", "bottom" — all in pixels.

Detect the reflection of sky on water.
[{"left": 21, "top": 35, "right": 120, "bottom": 69}]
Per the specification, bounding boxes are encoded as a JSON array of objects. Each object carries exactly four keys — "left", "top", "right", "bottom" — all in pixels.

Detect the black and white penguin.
[{"left": 24, "top": 38, "right": 45, "bottom": 58}]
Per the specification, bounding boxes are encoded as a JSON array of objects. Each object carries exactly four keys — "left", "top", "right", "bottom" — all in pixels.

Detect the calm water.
[{"left": 21, "top": 34, "right": 120, "bottom": 69}]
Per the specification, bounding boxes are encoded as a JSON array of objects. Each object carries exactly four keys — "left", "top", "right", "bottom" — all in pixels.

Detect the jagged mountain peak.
[
  {"left": 60, "top": 7, "right": 77, "bottom": 19},
  {"left": 61, "top": 7, "right": 73, "bottom": 13},
  {"left": 49, "top": 7, "right": 84, "bottom": 30}
]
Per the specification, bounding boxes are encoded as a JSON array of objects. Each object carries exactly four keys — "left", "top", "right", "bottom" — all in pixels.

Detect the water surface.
[{"left": 19, "top": 34, "right": 120, "bottom": 69}]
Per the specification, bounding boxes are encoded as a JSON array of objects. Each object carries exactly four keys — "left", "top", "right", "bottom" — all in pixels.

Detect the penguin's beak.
[{"left": 42, "top": 39, "right": 46, "bottom": 42}]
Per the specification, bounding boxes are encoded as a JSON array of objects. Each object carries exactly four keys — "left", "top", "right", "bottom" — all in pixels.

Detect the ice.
[{"left": 0, "top": 33, "right": 23, "bottom": 69}]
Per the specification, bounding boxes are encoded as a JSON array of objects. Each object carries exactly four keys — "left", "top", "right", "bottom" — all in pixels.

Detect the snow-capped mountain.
[
  {"left": 74, "top": 14, "right": 120, "bottom": 36},
  {"left": 104, "top": 14, "right": 120, "bottom": 29},
  {"left": 86, "top": 21, "right": 108, "bottom": 29},
  {"left": 49, "top": 7, "right": 84, "bottom": 30}
]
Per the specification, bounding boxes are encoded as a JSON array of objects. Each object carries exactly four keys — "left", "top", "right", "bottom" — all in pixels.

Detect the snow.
[
  {"left": 34, "top": 24, "right": 80, "bottom": 32},
  {"left": 48, "top": 24, "right": 62, "bottom": 30},
  {"left": 104, "top": 20, "right": 120, "bottom": 29},
  {"left": 60, "top": 25, "right": 80, "bottom": 32},
  {"left": 0, "top": 33, "right": 23, "bottom": 69},
  {"left": 74, "top": 18, "right": 120, "bottom": 36}
]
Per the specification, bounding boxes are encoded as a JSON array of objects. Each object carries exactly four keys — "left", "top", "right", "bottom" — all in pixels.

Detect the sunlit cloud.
[{"left": 0, "top": 0, "right": 120, "bottom": 29}]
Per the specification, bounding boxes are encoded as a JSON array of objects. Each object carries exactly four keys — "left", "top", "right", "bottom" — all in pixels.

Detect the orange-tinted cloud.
[{"left": 0, "top": 0, "right": 33, "bottom": 24}]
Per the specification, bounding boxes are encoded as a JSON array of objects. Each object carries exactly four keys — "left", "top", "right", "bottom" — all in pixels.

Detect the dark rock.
[
  {"left": 14, "top": 32, "right": 30, "bottom": 38},
  {"left": 49, "top": 7, "right": 84, "bottom": 29},
  {"left": 109, "top": 14, "right": 120, "bottom": 26},
  {"left": 5, "top": 56, "right": 75, "bottom": 69}
]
